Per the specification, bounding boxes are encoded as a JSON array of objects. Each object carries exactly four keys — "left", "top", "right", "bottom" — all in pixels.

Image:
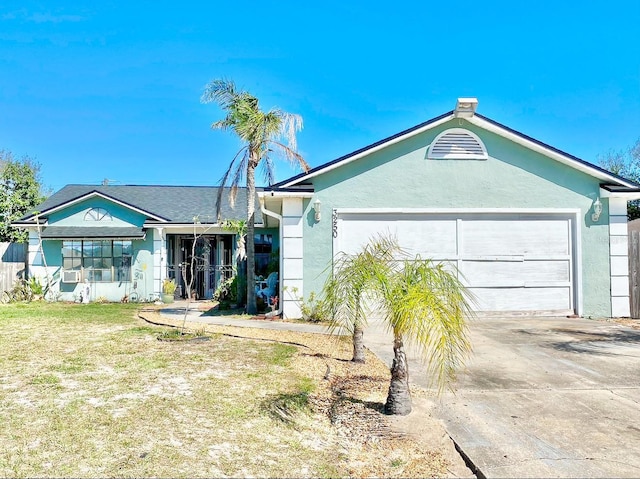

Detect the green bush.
[
  {"left": 28, "top": 276, "right": 44, "bottom": 296},
  {"left": 300, "top": 292, "right": 328, "bottom": 323}
]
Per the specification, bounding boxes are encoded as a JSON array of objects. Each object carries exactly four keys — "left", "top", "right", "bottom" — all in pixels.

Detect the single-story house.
[
  {"left": 14, "top": 98, "right": 640, "bottom": 317},
  {"left": 14, "top": 185, "right": 277, "bottom": 303}
]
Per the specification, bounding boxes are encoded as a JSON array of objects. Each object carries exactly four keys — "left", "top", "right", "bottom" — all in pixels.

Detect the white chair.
[{"left": 256, "top": 272, "right": 278, "bottom": 301}]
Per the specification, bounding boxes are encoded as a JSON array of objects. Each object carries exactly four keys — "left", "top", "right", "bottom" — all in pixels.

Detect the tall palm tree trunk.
[
  {"left": 246, "top": 163, "right": 257, "bottom": 315},
  {"left": 384, "top": 333, "right": 412, "bottom": 415},
  {"left": 352, "top": 320, "right": 366, "bottom": 363}
]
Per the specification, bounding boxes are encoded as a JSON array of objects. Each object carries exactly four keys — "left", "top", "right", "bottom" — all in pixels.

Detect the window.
[
  {"left": 62, "top": 240, "right": 132, "bottom": 282},
  {"left": 427, "top": 128, "right": 488, "bottom": 160},
  {"left": 84, "top": 208, "right": 112, "bottom": 221},
  {"left": 254, "top": 234, "right": 273, "bottom": 276}
]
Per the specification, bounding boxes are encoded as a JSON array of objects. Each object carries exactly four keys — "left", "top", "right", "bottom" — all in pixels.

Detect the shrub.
[
  {"left": 162, "top": 278, "right": 177, "bottom": 295},
  {"left": 300, "top": 292, "right": 328, "bottom": 323},
  {"left": 28, "top": 276, "right": 44, "bottom": 296}
]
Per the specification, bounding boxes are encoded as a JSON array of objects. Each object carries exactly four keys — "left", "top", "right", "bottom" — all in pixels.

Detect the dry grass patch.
[{"left": 0, "top": 303, "right": 463, "bottom": 478}]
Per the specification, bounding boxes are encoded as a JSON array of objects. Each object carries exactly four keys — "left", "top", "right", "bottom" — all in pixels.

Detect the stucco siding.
[
  {"left": 302, "top": 119, "right": 611, "bottom": 317},
  {"left": 47, "top": 197, "right": 147, "bottom": 227},
  {"left": 28, "top": 232, "right": 154, "bottom": 302}
]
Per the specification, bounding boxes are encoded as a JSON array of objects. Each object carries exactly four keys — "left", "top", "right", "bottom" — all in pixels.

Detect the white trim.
[
  {"left": 153, "top": 228, "right": 165, "bottom": 297},
  {"left": 333, "top": 208, "right": 583, "bottom": 316},
  {"left": 279, "top": 110, "right": 638, "bottom": 190},
  {"left": 467, "top": 116, "right": 639, "bottom": 188},
  {"left": 279, "top": 114, "right": 455, "bottom": 187},
  {"left": 599, "top": 187, "right": 640, "bottom": 200},
  {"left": 608, "top": 197, "right": 630, "bottom": 316},
  {"left": 281, "top": 197, "right": 305, "bottom": 318},
  {"left": 571, "top": 214, "right": 583, "bottom": 316},
  {"left": 258, "top": 191, "right": 315, "bottom": 198},
  {"left": 334, "top": 207, "right": 581, "bottom": 215},
  {"left": 25, "top": 191, "right": 167, "bottom": 222},
  {"left": 260, "top": 200, "right": 284, "bottom": 317}
]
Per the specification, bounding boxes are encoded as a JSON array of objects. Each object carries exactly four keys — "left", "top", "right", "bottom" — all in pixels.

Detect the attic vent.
[{"left": 428, "top": 128, "right": 488, "bottom": 160}]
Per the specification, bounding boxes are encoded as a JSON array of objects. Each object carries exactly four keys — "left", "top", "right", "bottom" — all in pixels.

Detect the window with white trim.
[
  {"left": 427, "top": 128, "right": 488, "bottom": 160},
  {"left": 62, "top": 240, "right": 132, "bottom": 282},
  {"left": 84, "top": 208, "right": 112, "bottom": 221}
]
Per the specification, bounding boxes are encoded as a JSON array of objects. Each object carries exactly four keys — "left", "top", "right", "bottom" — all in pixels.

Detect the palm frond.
[
  {"left": 201, "top": 78, "right": 237, "bottom": 108},
  {"left": 323, "top": 235, "right": 403, "bottom": 336},
  {"left": 215, "top": 147, "right": 248, "bottom": 220},
  {"left": 261, "top": 153, "right": 276, "bottom": 186},
  {"left": 381, "top": 259, "right": 474, "bottom": 391},
  {"left": 269, "top": 141, "right": 310, "bottom": 172},
  {"left": 227, "top": 151, "right": 249, "bottom": 206},
  {"left": 320, "top": 234, "right": 473, "bottom": 392}
]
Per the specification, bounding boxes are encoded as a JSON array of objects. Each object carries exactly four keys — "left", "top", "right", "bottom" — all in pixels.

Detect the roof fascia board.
[
  {"left": 258, "top": 191, "right": 315, "bottom": 198},
  {"left": 467, "top": 116, "right": 638, "bottom": 188},
  {"left": 279, "top": 113, "right": 455, "bottom": 187},
  {"left": 599, "top": 187, "right": 640, "bottom": 200},
  {"left": 25, "top": 191, "right": 168, "bottom": 222},
  {"left": 148, "top": 222, "right": 267, "bottom": 229}
]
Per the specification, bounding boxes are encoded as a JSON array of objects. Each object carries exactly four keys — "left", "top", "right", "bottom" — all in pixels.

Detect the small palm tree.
[
  {"left": 324, "top": 235, "right": 473, "bottom": 415},
  {"left": 201, "top": 79, "right": 309, "bottom": 314},
  {"left": 324, "top": 235, "right": 398, "bottom": 362}
]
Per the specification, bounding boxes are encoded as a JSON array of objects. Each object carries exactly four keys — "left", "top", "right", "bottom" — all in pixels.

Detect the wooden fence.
[
  {"left": 629, "top": 231, "right": 640, "bottom": 318},
  {"left": 0, "top": 242, "right": 27, "bottom": 292}
]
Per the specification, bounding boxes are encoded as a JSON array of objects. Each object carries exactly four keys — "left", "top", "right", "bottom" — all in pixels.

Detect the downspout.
[{"left": 259, "top": 196, "right": 283, "bottom": 317}]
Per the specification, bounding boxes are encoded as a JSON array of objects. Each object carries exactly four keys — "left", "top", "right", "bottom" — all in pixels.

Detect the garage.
[{"left": 334, "top": 211, "right": 577, "bottom": 315}]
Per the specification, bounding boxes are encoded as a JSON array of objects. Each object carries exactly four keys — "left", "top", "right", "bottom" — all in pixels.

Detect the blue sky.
[{"left": 1, "top": 1, "right": 639, "bottom": 192}]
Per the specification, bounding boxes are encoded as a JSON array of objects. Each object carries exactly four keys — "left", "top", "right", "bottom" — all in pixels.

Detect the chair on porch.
[{"left": 256, "top": 272, "right": 278, "bottom": 302}]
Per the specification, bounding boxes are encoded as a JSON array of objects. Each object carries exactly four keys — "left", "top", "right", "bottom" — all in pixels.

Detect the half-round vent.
[{"left": 428, "top": 128, "right": 488, "bottom": 160}]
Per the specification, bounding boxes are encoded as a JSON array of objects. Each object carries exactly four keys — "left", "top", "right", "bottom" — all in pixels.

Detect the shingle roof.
[
  {"left": 23, "top": 185, "right": 262, "bottom": 224},
  {"left": 40, "top": 226, "right": 145, "bottom": 239}
]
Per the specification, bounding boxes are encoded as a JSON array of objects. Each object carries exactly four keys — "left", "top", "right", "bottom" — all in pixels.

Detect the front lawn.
[
  {"left": 0, "top": 302, "right": 456, "bottom": 478},
  {"left": 0, "top": 303, "right": 343, "bottom": 477}
]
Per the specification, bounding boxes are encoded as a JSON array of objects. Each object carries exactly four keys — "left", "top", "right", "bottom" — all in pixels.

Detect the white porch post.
[
  {"left": 282, "top": 197, "right": 304, "bottom": 319},
  {"left": 609, "top": 198, "right": 630, "bottom": 317},
  {"left": 153, "top": 227, "right": 166, "bottom": 297}
]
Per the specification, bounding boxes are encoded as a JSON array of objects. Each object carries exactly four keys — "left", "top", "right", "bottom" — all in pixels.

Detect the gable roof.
[
  {"left": 270, "top": 105, "right": 640, "bottom": 192},
  {"left": 18, "top": 185, "right": 262, "bottom": 224}
]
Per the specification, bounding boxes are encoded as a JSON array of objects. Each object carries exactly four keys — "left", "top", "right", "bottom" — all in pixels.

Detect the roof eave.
[
  {"left": 21, "top": 190, "right": 169, "bottom": 222},
  {"left": 469, "top": 114, "right": 640, "bottom": 188},
  {"left": 275, "top": 111, "right": 455, "bottom": 188}
]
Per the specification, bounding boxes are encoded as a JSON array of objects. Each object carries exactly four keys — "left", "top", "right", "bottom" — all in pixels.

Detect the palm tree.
[
  {"left": 323, "top": 236, "right": 473, "bottom": 415},
  {"left": 324, "top": 235, "right": 398, "bottom": 362},
  {"left": 201, "top": 79, "right": 309, "bottom": 314}
]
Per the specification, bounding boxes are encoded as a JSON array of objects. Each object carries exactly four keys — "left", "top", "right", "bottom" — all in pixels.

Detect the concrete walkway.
[
  {"left": 159, "top": 302, "right": 332, "bottom": 334},
  {"left": 159, "top": 303, "right": 640, "bottom": 478}
]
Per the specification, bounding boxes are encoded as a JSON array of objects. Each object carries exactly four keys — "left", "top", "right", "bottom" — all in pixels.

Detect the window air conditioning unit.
[{"left": 62, "top": 270, "right": 81, "bottom": 283}]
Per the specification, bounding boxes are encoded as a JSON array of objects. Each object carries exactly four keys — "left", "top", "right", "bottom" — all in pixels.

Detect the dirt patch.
[
  {"left": 613, "top": 318, "right": 640, "bottom": 330},
  {"left": 141, "top": 308, "right": 473, "bottom": 478}
]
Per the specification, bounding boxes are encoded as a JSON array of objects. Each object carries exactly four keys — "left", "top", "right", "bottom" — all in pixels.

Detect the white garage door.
[{"left": 335, "top": 212, "right": 576, "bottom": 314}]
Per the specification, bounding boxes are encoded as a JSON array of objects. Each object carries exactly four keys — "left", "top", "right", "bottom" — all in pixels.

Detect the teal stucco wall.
[
  {"left": 301, "top": 118, "right": 610, "bottom": 317},
  {"left": 36, "top": 197, "right": 154, "bottom": 302},
  {"left": 48, "top": 197, "right": 147, "bottom": 227}
]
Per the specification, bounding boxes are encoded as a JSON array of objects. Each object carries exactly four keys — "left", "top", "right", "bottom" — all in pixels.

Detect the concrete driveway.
[{"left": 365, "top": 316, "right": 640, "bottom": 478}]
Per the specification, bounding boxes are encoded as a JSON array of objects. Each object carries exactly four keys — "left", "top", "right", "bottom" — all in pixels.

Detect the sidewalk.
[{"left": 158, "top": 301, "right": 333, "bottom": 335}]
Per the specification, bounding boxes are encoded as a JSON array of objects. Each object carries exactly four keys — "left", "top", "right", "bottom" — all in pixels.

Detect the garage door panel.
[
  {"left": 461, "top": 260, "right": 571, "bottom": 287},
  {"left": 522, "top": 260, "right": 571, "bottom": 284},
  {"left": 462, "top": 220, "right": 570, "bottom": 256},
  {"left": 395, "top": 219, "right": 457, "bottom": 257},
  {"left": 336, "top": 212, "right": 575, "bottom": 314},
  {"left": 339, "top": 215, "right": 457, "bottom": 257},
  {"left": 338, "top": 219, "right": 392, "bottom": 255},
  {"left": 469, "top": 287, "right": 572, "bottom": 311}
]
